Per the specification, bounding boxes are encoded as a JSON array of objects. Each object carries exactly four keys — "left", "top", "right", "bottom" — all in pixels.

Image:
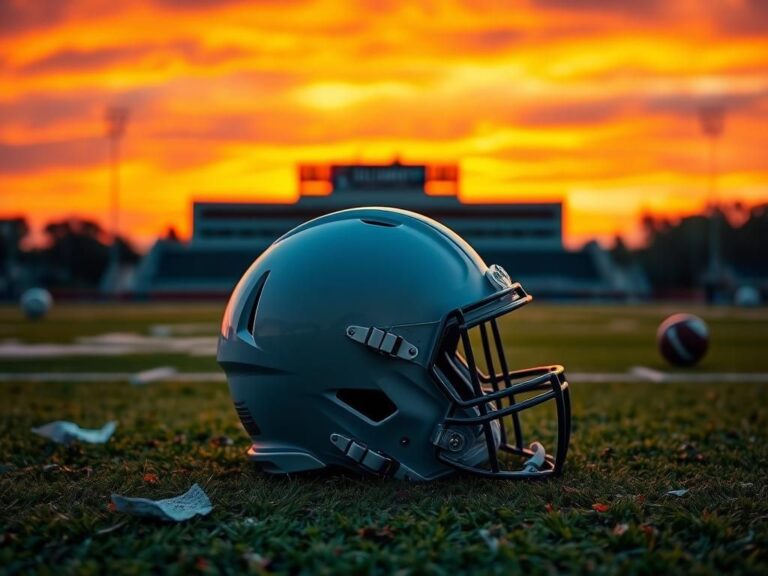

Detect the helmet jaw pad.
[{"left": 430, "top": 286, "right": 572, "bottom": 479}]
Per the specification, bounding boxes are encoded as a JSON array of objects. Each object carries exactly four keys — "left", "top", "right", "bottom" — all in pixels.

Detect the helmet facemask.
[{"left": 430, "top": 283, "right": 572, "bottom": 478}]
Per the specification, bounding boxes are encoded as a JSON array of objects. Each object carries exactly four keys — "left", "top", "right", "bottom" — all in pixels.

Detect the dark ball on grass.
[{"left": 657, "top": 313, "right": 709, "bottom": 367}]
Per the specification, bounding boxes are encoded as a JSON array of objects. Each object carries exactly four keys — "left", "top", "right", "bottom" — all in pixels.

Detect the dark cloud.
[
  {"left": 22, "top": 46, "right": 145, "bottom": 74},
  {"left": 646, "top": 90, "right": 768, "bottom": 116},
  {"left": 518, "top": 100, "right": 623, "bottom": 127},
  {"left": 439, "top": 28, "right": 521, "bottom": 53},
  {"left": 0, "top": 0, "right": 73, "bottom": 34},
  {"left": 531, "top": 0, "right": 663, "bottom": 17},
  {"left": 151, "top": 0, "right": 305, "bottom": 10},
  {"left": 0, "top": 137, "right": 104, "bottom": 174},
  {"left": 0, "top": 88, "right": 157, "bottom": 130},
  {"left": 20, "top": 40, "right": 249, "bottom": 74},
  {"left": 715, "top": 0, "right": 768, "bottom": 36}
]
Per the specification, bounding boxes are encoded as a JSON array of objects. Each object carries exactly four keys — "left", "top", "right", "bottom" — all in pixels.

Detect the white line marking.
[
  {"left": 630, "top": 366, "right": 667, "bottom": 383},
  {"left": 1, "top": 372, "right": 768, "bottom": 384},
  {"left": 129, "top": 366, "right": 178, "bottom": 386}
]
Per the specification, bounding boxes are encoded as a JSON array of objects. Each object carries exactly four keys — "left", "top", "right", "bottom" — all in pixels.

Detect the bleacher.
[{"left": 132, "top": 162, "right": 642, "bottom": 300}]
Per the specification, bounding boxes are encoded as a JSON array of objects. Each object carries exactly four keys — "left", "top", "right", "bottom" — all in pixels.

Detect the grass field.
[{"left": 1, "top": 303, "right": 767, "bottom": 575}]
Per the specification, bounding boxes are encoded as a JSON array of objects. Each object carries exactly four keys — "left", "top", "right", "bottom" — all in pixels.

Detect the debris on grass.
[
  {"left": 143, "top": 472, "right": 160, "bottom": 485},
  {"left": 357, "top": 525, "right": 395, "bottom": 543},
  {"left": 478, "top": 528, "right": 500, "bottom": 553},
  {"left": 599, "top": 447, "right": 614, "bottom": 459},
  {"left": 666, "top": 489, "right": 689, "bottom": 497},
  {"left": 242, "top": 550, "right": 272, "bottom": 570},
  {"left": 677, "top": 443, "right": 705, "bottom": 463},
  {"left": 110, "top": 483, "right": 212, "bottom": 522},
  {"left": 210, "top": 435, "right": 234, "bottom": 447},
  {"left": 96, "top": 521, "right": 127, "bottom": 536},
  {"left": 592, "top": 503, "right": 610, "bottom": 513},
  {"left": 612, "top": 523, "right": 629, "bottom": 536},
  {"left": 32, "top": 420, "right": 117, "bottom": 444}
]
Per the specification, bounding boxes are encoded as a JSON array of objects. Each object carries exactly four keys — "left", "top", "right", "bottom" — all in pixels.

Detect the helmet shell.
[{"left": 218, "top": 207, "right": 497, "bottom": 479}]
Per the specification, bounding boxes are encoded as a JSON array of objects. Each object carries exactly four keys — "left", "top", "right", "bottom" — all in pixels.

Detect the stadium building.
[{"left": 133, "top": 162, "right": 636, "bottom": 299}]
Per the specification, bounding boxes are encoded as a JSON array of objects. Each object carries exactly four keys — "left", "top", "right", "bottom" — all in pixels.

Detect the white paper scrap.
[
  {"left": 32, "top": 420, "right": 117, "bottom": 444},
  {"left": 111, "top": 483, "right": 212, "bottom": 522},
  {"left": 666, "top": 488, "right": 689, "bottom": 497}
]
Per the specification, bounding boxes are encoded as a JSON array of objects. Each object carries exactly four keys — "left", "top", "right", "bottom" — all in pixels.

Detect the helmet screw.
[
  {"left": 447, "top": 433, "right": 464, "bottom": 452},
  {"left": 347, "top": 328, "right": 356, "bottom": 336},
  {"left": 408, "top": 347, "right": 417, "bottom": 356},
  {"left": 399, "top": 436, "right": 410, "bottom": 447}
]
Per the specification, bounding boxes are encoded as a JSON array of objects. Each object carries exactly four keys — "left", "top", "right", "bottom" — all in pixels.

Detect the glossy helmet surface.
[{"left": 217, "top": 207, "right": 571, "bottom": 480}]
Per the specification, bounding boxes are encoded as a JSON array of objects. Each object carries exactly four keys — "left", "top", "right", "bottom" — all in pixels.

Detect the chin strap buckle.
[
  {"left": 329, "top": 433, "right": 399, "bottom": 477},
  {"left": 346, "top": 326, "right": 419, "bottom": 361},
  {"left": 521, "top": 442, "right": 547, "bottom": 473}
]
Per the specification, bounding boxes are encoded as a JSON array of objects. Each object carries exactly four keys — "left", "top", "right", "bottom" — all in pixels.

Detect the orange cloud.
[{"left": 1, "top": 0, "right": 767, "bottom": 250}]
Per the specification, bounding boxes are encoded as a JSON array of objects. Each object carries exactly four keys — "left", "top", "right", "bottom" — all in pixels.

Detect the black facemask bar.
[{"left": 429, "top": 283, "right": 571, "bottom": 479}]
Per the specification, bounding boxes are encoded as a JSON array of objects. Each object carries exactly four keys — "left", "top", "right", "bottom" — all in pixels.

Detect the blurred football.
[
  {"left": 20, "top": 287, "right": 53, "bottom": 320},
  {"left": 657, "top": 313, "right": 709, "bottom": 367},
  {"left": 734, "top": 285, "right": 761, "bottom": 308}
]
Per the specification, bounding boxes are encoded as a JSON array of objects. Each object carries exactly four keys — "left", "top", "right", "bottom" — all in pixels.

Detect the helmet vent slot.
[
  {"left": 336, "top": 389, "right": 397, "bottom": 422},
  {"left": 234, "top": 401, "right": 261, "bottom": 436},
  {"left": 360, "top": 218, "right": 400, "bottom": 228},
  {"left": 247, "top": 271, "right": 270, "bottom": 337}
]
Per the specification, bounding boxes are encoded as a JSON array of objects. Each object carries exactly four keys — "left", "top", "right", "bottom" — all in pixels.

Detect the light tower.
[
  {"left": 104, "top": 106, "right": 130, "bottom": 293},
  {"left": 698, "top": 104, "right": 725, "bottom": 301}
]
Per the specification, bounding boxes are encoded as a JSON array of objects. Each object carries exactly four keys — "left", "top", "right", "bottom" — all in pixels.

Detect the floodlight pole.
[
  {"left": 104, "top": 107, "right": 130, "bottom": 293},
  {"left": 698, "top": 105, "right": 724, "bottom": 300}
]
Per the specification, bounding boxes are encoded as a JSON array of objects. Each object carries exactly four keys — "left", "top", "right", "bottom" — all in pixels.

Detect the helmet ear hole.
[
  {"left": 336, "top": 389, "right": 397, "bottom": 422},
  {"left": 246, "top": 271, "right": 270, "bottom": 337}
]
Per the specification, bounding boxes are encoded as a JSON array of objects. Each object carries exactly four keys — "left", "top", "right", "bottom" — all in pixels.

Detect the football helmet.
[{"left": 217, "top": 207, "right": 571, "bottom": 480}]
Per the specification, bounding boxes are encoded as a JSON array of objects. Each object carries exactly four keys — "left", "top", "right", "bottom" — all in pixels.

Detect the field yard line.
[
  {"left": 630, "top": 366, "right": 667, "bottom": 382},
  {"left": 129, "top": 366, "right": 178, "bottom": 386},
  {"left": 2, "top": 372, "right": 768, "bottom": 384}
]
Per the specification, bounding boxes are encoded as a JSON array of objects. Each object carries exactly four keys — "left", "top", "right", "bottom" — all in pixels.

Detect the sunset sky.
[{"left": 1, "top": 0, "right": 767, "bottom": 249}]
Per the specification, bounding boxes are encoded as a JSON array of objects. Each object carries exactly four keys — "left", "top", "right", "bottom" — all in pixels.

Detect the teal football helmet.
[{"left": 217, "top": 207, "right": 571, "bottom": 480}]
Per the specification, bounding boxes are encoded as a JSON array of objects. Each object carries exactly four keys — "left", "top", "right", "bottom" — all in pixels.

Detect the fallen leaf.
[
  {"left": 545, "top": 503, "right": 554, "bottom": 513},
  {"left": 592, "top": 503, "right": 610, "bottom": 513},
  {"left": 600, "top": 447, "right": 614, "bottom": 459},
  {"left": 211, "top": 435, "right": 234, "bottom": 447},
  {"left": 612, "top": 523, "right": 629, "bottom": 536},
  {"left": 242, "top": 551, "right": 271, "bottom": 570},
  {"left": 143, "top": 473, "right": 160, "bottom": 485},
  {"left": 107, "top": 501, "right": 117, "bottom": 512},
  {"left": 357, "top": 525, "right": 395, "bottom": 543},
  {"left": 677, "top": 443, "right": 705, "bottom": 463}
]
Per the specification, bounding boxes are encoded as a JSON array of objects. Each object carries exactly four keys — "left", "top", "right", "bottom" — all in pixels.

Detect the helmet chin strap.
[
  {"left": 453, "top": 426, "right": 549, "bottom": 475},
  {"left": 521, "top": 441, "right": 547, "bottom": 473},
  {"left": 454, "top": 420, "right": 501, "bottom": 468}
]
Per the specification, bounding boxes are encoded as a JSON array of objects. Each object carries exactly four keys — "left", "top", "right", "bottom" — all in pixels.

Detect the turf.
[
  {"left": 1, "top": 304, "right": 767, "bottom": 575},
  {"left": 2, "top": 303, "right": 768, "bottom": 373}
]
